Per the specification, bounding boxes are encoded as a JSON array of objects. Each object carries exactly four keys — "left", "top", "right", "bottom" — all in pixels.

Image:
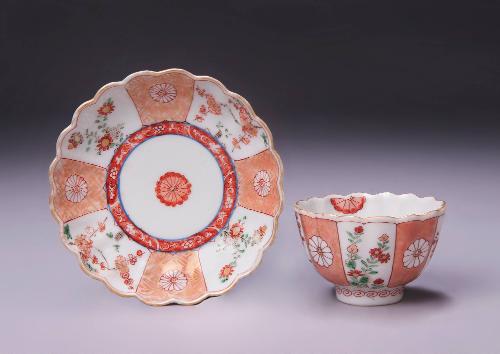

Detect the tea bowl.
[{"left": 294, "top": 192, "right": 446, "bottom": 306}]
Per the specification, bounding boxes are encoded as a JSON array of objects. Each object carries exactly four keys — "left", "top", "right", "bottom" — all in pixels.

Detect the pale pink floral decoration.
[
  {"left": 64, "top": 174, "right": 88, "bottom": 203},
  {"left": 347, "top": 244, "right": 358, "bottom": 254},
  {"left": 74, "top": 234, "right": 93, "bottom": 261},
  {"left": 159, "top": 270, "right": 188, "bottom": 292},
  {"left": 149, "top": 83, "right": 177, "bottom": 103},
  {"left": 308, "top": 235, "right": 333, "bottom": 267},
  {"left": 253, "top": 170, "right": 271, "bottom": 197},
  {"left": 403, "top": 238, "right": 430, "bottom": 268}
]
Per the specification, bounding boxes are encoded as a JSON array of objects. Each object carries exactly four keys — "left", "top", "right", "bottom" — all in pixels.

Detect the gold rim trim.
[
  {"left": 294, "top": 192, "right": 446, "bottom": 223},
  {"left": 49, "top": 68, "right": 284, "bottom": 306}
]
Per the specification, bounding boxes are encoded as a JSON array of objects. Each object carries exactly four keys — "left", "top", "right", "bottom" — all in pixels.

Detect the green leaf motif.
[
  {"left": 63, "top": 224, "right": 72, "bottom": 240},
  {"left": 261, "top": 132, "right": 268, "bottom": 146},
  {"left": 85, "top": 263, "right": 95, "bottom": 272}
]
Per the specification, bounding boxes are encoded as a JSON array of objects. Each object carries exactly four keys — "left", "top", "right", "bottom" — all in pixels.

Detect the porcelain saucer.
[{"left": 49, "top": 69, "right": 283, "bottom": 305}]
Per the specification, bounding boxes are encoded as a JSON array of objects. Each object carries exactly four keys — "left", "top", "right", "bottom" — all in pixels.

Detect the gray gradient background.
[{"left": 1, "top": 1, "right": 500, "bottom": 353}]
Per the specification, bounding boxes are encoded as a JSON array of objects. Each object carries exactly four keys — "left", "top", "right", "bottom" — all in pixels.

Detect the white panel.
[
  {"left": 60, "top": 86, "right": 142, "bottom": 167},
  {"left": 186, "top": 80, "right": 270, "bottom": 160},
  {"left": 198, "top": 207, "right": 274, "bottom": 292},
  {"left": 62, "top": 209, "right": 150, "bottom": 293},
  {"left": 337, "top": 222, "right": 397, "bottom": 289}
]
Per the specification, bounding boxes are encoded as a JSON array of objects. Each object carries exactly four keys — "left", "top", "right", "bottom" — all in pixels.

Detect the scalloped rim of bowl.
[{"left": 294, "top": 192, "right": 446, "bottom": 223}]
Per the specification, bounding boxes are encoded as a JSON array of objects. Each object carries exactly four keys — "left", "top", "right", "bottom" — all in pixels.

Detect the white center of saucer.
[{"left": 118, "top": 134, "right": 224, "bottom": 240}]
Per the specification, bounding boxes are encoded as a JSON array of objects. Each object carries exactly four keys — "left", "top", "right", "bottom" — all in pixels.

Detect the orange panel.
[
  {"left": 388, "top": 217, "right": 439, "bottom": 287},
  {"left": 136, "top": 251, "right": 207, "bottom": 305},
  {"left": 125, "top": 72, "right": 194, "bottom": 124},
  {"left": 235, "top": 149, "right": 281, "bottom": 216},
  {"left": 52, "top": 159, "right": 107, "bottom": 222},
  {"left": 300, "top": 214, "right": 349, "bottom": 286}
]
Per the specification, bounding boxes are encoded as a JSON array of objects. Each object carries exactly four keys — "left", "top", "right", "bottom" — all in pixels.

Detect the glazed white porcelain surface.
[
  {"left": 298, "top": 193, "right": 443, "bottom": 219},
  {"left": 295, "top": 192, "right": 446, "bottom": 306}
]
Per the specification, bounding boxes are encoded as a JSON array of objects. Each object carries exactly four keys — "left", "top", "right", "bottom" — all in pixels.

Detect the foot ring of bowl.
[{"left": 335, "top": 286, "right": 404, "bottom": 306}]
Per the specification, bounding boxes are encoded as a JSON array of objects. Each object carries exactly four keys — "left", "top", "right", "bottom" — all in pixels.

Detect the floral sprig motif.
[
  {"left": 345, "top": 226, "right": 391, "bottom": 289},
  {"left": 67, "top": 98, "right": 125, "bottom": 155},
  {"left": 219, "top": 264, "right": 235, "bottom": 283},
  {"left": 68, "top": 132, "right": 84, "bottom": 150},
  {"left": 64, "top": 218, "right": 145, "bottom": 290},
  {"left": 194, "top": 87, "right": 222, "bottom": 122},
  {"left": 227, "top": 98, "right": 268, "bottom": 151},
  {"left": 217, "top": 216, "right": 267, "bottom": 282},
  {"left": 193, "top": 86, "right": 268, "bottom": 150},
  {"left": 214, "top": 121, "right": 231, "bottom": 140}
]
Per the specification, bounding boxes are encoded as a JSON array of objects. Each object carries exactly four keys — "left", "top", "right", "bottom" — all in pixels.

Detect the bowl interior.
[{"left": 296, "top": 193, "right": 444, "bottom": 219}]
